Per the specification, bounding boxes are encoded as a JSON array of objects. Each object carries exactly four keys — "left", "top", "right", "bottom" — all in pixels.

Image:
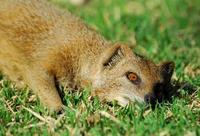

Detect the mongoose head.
[{"left": 91, "top": 44, "right": 175, "bottom": 106}]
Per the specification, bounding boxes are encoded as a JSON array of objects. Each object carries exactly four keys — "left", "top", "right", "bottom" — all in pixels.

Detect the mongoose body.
[{"left": 0, "top": 0, "right": 174, "bottom": 111}]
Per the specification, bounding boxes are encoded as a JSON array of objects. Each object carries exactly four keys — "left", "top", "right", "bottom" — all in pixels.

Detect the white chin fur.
[
  {"left": 115, "top": 92, "right": 144, "bottom": 106},
  {"left": 115, "top": 96, "right": 130, "bottom": 106}
]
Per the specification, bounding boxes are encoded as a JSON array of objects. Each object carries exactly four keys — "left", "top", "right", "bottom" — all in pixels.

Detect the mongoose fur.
[{"left": 0, "top": 0, "right": 175, "bottom": 111}]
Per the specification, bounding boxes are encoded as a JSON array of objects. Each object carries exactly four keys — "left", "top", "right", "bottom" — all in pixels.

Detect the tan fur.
[{"left": 0, "top": 0, "right": 174, "bottom": 111}]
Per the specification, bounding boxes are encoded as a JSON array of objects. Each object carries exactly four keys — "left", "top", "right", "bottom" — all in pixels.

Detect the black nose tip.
[{"left": 144, "top": 94, "right": 156, "bottom": 104}]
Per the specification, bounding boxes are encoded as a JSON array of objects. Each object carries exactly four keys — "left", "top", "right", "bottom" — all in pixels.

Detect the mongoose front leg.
[{"left": 27, "top": 70, "right": 63, "bottom": 111}]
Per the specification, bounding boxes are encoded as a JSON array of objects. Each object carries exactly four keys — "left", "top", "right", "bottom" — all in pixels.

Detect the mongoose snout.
[
  {"left": 0, "top": 0, "right": 175, "bottom": 111},
  {"left": 144, "top": 61, "right": 175, "bottom": 105}
]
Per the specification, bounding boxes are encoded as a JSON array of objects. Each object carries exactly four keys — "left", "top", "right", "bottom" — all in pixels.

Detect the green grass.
[{"left": 0, "top": 0, "right": 200, "bottom": 135}]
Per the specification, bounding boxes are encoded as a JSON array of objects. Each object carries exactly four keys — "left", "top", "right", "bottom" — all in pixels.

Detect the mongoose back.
[{"left": 0, "top": 0, "right": 175, "bottom": 111}]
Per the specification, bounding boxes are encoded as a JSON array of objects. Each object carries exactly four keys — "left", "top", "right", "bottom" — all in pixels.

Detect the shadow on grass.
[
  {"left": 149, "top": 80, "right": 198, "bottom": 109},
  {"left": 168, "top": 80, "right": 197, "bottom": 100}
]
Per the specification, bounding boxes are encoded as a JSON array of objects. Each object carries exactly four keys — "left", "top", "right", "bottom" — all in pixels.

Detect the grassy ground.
[{"left": 0, "top": 0, "right": 200, "bottom": 135}]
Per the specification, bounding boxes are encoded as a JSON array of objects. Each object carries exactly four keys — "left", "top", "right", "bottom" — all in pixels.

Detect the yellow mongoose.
[{"left": 0, "top": 0, "right": 175, "bottom": 111}]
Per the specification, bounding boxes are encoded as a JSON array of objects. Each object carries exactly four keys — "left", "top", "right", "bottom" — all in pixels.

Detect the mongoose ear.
[
  {"left": 101, "top": 44, "right": 125, "bottom": 69},
  {"left": 160, "top": 61, "right": 175, "bottom": 83}
]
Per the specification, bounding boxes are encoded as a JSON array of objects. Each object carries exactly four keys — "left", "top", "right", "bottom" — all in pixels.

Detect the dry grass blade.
[
  {"left": 22, "top": 106, "right": 48, "bottom": 123},
  {"left": 5, "top": 100, "right": 15, "bottom": 115},
  {"left": 55, "top": 113, "right": 65, "bottom": 125},
  {"left": 22, "top": 106, "right": 58, "bottom": 132},
  {"left": 22, "top": 106, "right": 67, "bottom": 131},
  {"left": 24, "top": 122, "right": 46, "bottom": 129},
  {"left": 100, "top": 111, "right": 121, "bottom": 124}
]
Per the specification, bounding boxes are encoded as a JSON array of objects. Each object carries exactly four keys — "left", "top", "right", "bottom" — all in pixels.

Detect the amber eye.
[
  {"left": 126, "top": 72, "right": 141, "bottom": 84},
  {"left": 128, "top": 72, "right": 138, "bottom": 81}
]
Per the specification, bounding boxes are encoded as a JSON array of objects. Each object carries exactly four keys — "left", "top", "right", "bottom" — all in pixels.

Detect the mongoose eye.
[{"left": 126, "top": 72, "right": 141, "bottom": 84}]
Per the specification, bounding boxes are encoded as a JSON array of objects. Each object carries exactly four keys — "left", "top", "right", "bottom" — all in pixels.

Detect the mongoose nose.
[{"left": 144, "top": 93, "right": 156, "bottom": 105}]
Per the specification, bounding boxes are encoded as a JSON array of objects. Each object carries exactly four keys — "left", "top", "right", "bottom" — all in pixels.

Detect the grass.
[{"left": 0, "top": 0, "right": 200, "bottom": 135}]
